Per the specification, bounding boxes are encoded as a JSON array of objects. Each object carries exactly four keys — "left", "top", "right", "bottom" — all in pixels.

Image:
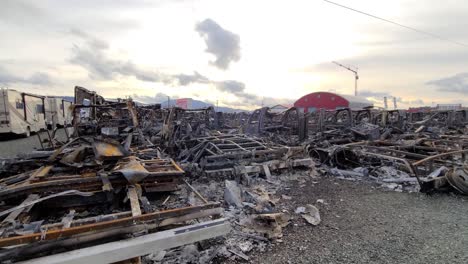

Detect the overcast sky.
[{"left": 0, "top": 0, "right": 467, "bottom": 109}]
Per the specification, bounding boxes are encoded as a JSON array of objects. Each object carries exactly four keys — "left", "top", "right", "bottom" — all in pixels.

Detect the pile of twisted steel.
[
  {"left": 0, "top": 86, "right": 467, "bottom": 263},
  {"left": 305, "top": 107, "right": 468, "bottom": 194},
  {"left": 0, "top": 87, "right": 231, "bottom": 263}
]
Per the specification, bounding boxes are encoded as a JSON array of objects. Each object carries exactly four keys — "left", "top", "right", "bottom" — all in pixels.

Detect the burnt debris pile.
[{"left": 0, "top": 86, "right": 466, "bottom": 263}]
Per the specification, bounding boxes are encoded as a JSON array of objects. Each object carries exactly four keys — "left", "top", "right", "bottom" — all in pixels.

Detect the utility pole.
[{"left": 332, "top": 61, "right": 359, "bottom": 96}]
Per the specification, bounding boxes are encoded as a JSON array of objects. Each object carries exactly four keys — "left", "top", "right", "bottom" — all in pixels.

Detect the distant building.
[
  {"left": 407, "top": 106, "right": 432, "bottom": 113},
  {"left": 407, "top": 104, "right": 463, "bottom": 112},
  {"left": 436, "top": 104, "right": 462, "bottom": 111},
  {"left": 175, "top": 98, "right": 193, "bottom": 109},
  {"left": 293, "top": 91, "right": 373, "bottom": 113}
]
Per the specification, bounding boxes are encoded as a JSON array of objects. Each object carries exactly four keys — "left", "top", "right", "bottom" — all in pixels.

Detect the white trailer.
[
  {"left": 45, "top": 97, "right": 73, "bottom": 128},
  {"left": 0, "top": 89, "right": 47, "bottom": 137}
]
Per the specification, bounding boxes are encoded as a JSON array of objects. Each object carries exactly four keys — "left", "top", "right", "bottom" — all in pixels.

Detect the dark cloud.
[
  {"left": 69, "top": 46, "right": 117, "bottom": 80},
  {"left": 70, "top": 29, "right": 160, "bottom": 81},
  {"left": 0, "top": 68, "right": 22, "bottom": 84},
  {"left": 214, "top": 80, "right": 256, "bottom": 103},
  {"left": 0, "top": 66, "right": 52, "bottom": 85},
  {"left": 195, "top": 19, "right": 241, "bottom": 70},
  {"left": 426, "top": 72, "right": 468, "bottom": 94},
  {"left": 27, "top": 72, "right": 52, "bottom": 85},
  {"left": 173, "top": 72, "right": 210, "bottom": 86},
  {"left": 70, "top": 30, "right": 209, "bottom": 86},
  {"left": 214, "top": 80, "right": 245, "bottom": 95},
  {"left": 70, "top": 29, "right": 109, "bottom": 50}
]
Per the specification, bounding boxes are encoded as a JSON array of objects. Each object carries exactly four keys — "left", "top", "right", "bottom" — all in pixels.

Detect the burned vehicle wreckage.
[{"left": 0, "top": 86, "right": 467, "bottom": 263}]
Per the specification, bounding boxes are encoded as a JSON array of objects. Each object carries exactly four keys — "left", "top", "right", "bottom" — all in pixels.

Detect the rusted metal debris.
[
  {"left": 0, "top": 87, "right": 231, "bottom": 262},
  {"left": 243, "top": 106, "right": 308, "bottom": 144},
  {"left": 0, "top": 131, "right": 218, "bottom": 262},
  {"left": 176, "top": 134, "right": 314, "bottom": 178},
  {"left": 0, "top": 203, "right": 224, "bottom": 262},
  {"left": 305, "top": 107, "right": 468, "bottom": 194},
  {"left": 0, "top": 87, "right": 317, "bottom": 262},
  {"left": 0, "top": 86, "right": 467, "bottom": 262}
]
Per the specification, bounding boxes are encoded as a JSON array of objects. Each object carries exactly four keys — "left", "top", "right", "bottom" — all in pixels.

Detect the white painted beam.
[{"left": 18, "top": 218, "right": 230, "bottom": 264}]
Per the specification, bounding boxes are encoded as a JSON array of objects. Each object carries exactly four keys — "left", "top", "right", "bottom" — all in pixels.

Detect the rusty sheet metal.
[
  {"left": 113, "top": 157, "right": 184, "bottom": 184},
  {"left": 114, "top": 158, "right": 149, "bottom": 184},
  {"left": 33, "top": 166, "right": 53, "bottom": 177},
  {"left": 92, "top": 139, "right": 129, "bottom": 160},
  {"left": 0, "top": 203, "right": 221, "bottom": 248},
  {"left": 0, "top": 174, "right": 183, "bottom": 201},
  {"left": 143, "top": 159, "right": 185, "bottom": 175}
]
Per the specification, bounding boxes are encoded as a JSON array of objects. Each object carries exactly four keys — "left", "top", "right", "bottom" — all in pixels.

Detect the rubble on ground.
[{"left": 0, "top": 86, "right": 466, "bottom": 263}]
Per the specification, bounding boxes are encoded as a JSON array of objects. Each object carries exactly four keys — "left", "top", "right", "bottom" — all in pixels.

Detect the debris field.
[{"left": 0, "top": 86, "right": 467, "bottom": 263}]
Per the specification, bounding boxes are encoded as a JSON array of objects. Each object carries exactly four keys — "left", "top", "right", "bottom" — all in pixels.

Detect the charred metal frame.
[
  {"left": 243, "top": 107, "right": 308, "bottom": 142},
  {"left": 0, "top": 203, "right": 223, "bottom": 262}
]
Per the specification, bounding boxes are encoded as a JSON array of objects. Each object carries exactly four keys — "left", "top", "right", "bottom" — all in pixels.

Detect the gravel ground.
[
  {"left": 246, "top": 176, "right": 468, "bottom": 264},
  {"left": 0, "top": 128, "right": 70, "bottom": 158}
]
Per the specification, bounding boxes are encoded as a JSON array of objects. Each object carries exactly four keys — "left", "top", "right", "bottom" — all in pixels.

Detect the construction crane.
[{"left": 332, "top": 61, "right": 359, "bottom": 96}]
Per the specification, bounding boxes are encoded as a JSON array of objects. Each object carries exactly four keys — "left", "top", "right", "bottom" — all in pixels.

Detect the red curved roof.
[{"left": 294, "top": 92, "right": 349, "bottom": 111}]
